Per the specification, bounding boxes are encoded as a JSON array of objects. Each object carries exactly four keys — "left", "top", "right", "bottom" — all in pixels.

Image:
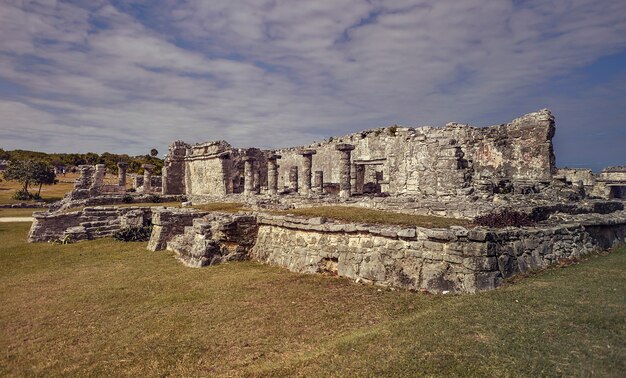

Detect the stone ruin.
[
  {"left": 66, "top": 162, "right": 162, "bottom": 201},
  {"left": 164, "top": 110, "right": 558, "bottom": 200},
  {"left": 28, "top": 109, "right": 626, "bottom": 293},
  {"left": 558, "top": 166, "right": 626, "bottom": 199}
]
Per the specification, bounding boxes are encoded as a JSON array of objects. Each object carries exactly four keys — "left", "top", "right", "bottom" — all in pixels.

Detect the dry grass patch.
[
  {"left": 0, "top": 208, "right": 40, "bottom": 217},
  {"left": 193, "top": 202, "right": 247, "bottom": 213},
  {"left": 1, "top": 223, "right": 624, "bottom": 377},
  {"left": 0, "top": 178, "right": 74, "bottom": 204},
  {"left": 273, "top": 205, "right": 470, "bottom": 228}
]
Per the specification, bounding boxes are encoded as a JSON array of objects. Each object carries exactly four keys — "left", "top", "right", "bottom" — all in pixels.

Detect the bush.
[
  {"left": 12, "top": 190, "right": 31, "bottom": 200},
  {"left": 122, "top": 194, "right": 133, "bottom": 204},
  {"left": 149, "top": 194, "right": 162, "bottom": 203},
  {"left": 474, "top": 209, "right": 536, "bottom": 228},
  {"left": 113, "top": 225, "right": 152, "bottom": 242}
]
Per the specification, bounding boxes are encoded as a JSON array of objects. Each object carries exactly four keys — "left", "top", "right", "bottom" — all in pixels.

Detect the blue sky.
[{"left": 0, "top": 0, "right": 625, "bottom": 171}]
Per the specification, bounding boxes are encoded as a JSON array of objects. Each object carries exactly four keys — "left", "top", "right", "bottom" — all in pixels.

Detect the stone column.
[
  {"left": 93, "top": 164, "right": 106, "bottom": 188},
  {"left": 117, "top": 162, "right": 128, "bottom": 189},
  {"left": 76, "top": 165, "right": 94, "bottom": 189},
  {"left": 253, "top": 166, "right": 260, "bottom": 194},
  {"left": 142, "top": 164, "right": 155, "bottom": 193},
  {"left": 267, "top": 154, "right": 281, "bottom": 195},
  {"left": 289, "top": 166, "right": 298, "bottom": 192},
  {"left": 243, "top": 156, "right": 254, "bottom": 196},
  {"left": 299, "top": 149, "right": 317, "bottom": 196},
  {"left": 335, "top": 144, "right": 355, "bottom": 198},
  {"left": 314, "top": 170, "right": 324, "bottom": 194}
]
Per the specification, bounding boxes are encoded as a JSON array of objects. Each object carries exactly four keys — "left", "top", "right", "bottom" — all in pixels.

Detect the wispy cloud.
[{"left": 0, "top": 0, "right": 625, "bottom": 169}]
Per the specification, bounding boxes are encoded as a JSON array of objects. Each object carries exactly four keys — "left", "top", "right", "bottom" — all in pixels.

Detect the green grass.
[
  {"left": 274, "top": 205, "right": 470, "bottom": 228},
  {"left": 0, "top": 222, "right": 624, "bottom": 377},
  {"left": 0, "top": 208, "right": 39, "bottom": 217}
]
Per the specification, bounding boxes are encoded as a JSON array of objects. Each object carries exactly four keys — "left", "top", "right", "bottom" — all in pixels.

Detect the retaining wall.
[{"left": 250, "top": 212, "right": 626, "bottom": 293}]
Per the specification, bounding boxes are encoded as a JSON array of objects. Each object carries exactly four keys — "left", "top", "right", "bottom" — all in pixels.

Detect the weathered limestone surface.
[
  {"left": 182, "top": 141, "right": 268, "bottom": 196},
  {"left": 267, "top": 155, "right": 281, "bottom": 195},
  {"left": 299, "top": 150, "right": 316, "bottom": 196},
  {"left": 167, "top": 213, "right": 258, "bottom": 267},
  {"left": 335, "top": 144, "right": 355, "bottom": 198},
  {"left": 162, "top": 140, "right": 189, "bottom": 195},
  {"left": 147, "top": 208, "right": 208, "bottom": 251},
  {"left": 117, "top": 162, "right": 128, "bottom": 188},
  {"left": 287, "top": 166, "right": 298, "bottom": 192},
  {"left": 28, "top": 206, "right": 153, "bottom": 243},
  {"left": 243, "top": 156, "right": 254, "bottom": 196},
  {"left": 557, "top": 168, "right": 595, "bottom": 187},
  {"left": 251, "top": 211, "right": 626, "bottom": 293},
  {"left": 68, "top": 165, "right": 95, "bottom": 200}
]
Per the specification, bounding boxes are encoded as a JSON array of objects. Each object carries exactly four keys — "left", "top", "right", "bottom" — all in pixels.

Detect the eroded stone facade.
[{"left": 163, "top": 109, "right": 559, "bottom": 199}]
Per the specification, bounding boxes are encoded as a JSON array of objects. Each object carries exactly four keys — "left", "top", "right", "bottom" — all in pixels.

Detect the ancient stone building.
[
  {"left": 557, "top": 166, "right": 626, "bottom": 199},
  {"left": 163, "top": 109, "right": 557, "bottom": 198}
]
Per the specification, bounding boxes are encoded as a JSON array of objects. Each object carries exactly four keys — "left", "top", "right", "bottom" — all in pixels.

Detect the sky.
[{"left": 0, "top": 0, "right": 625, "bottom": 171}]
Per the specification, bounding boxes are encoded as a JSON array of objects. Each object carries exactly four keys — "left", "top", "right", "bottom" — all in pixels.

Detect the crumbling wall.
[
  {"left": 147, "top": 207, "right": 208, "bottom": 251},
  {"left": 166, "top": 213, "right": 258, "bottom": 267},
  {"left": 557, "top": 168, "right": 595, "bottom": 186},
  {"left": 274, "top": 109, "right": 555, "bottom": 196},
  {"left": 162, "top": 140, "right": 189, "bottom": 195},
  {"left": 133, "top": 176, "right": 162, "bottom": 191},
  {"left": 28, "top": 206, "right": 153, "bottom": 243}
]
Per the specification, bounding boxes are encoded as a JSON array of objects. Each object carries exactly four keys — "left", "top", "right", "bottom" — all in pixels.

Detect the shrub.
[
  {"left": 122, "top": 194, "right": 133, "bottom": 204},
  {"left": 149, "top": 194, "right": 162, "bottom": 203},
  {"left": 127, "top": 188, "right": 136, "bottom": 193},
  {"left": 12, "top": 190, "right": 31, "bottom": 200},
  {"left": 388, "top": 125, "right": 398, "bottom": 136},
  {"left": 474, "top": 209, "right": 536, "bottom": 228},
  {"left": 114, "top": 225, "right": 152, "bottom": 242}
]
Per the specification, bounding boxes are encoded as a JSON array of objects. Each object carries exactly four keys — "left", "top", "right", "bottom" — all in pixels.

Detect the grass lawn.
[
  {"left": 0, "top": 222, "right": 624, "bottom": 376},
  {"left": 274, "top": 205, "right": 470, "bottom": 228}
]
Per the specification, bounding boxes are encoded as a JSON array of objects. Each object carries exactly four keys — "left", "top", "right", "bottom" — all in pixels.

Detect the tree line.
[{"left": 0, "top": 149, "right": 164, "bottom": 175}]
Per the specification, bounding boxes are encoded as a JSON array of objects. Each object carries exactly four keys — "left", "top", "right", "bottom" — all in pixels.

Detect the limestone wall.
[
  {"left": 147, "top": 207, "right": 209, "bottom": 251},
  {"left": 250, "top": 211, "right": 626, "bottom": 293},
  {"left": 557, "top": 168, "right": 595, "bottom": 186},
  {"left": 162, "top": 140, "right": 189, "bottom": 195},
  {"left": 185, "top": 158, "right": 227, "bottom": 196},
  {"left": 600, "top": 167, "right": 626, "bottom": 181}
]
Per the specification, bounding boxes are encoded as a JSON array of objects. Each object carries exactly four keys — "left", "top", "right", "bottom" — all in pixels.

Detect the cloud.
[{"left": 0, "top": 0, "right": 624, "bottom": 168}]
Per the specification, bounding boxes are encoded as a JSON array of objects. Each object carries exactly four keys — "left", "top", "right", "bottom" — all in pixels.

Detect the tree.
[
  {"left": 31, "top": 161, "right": 56, "bottom": 197},
  {"left": 150, "top": 148, "right": 158, "bottom": 157},
  {"left": 2, "top": 160, "right": 56, "bottom": 199}
]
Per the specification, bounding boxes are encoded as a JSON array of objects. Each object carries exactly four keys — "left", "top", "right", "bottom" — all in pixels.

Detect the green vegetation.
[
  {"left": 1, "top": 222, "right": 623, "bottom": 376},
  {"left": 0, "top": 148, "right": 163, "bottom": 175},
  {"left": 114, "top": 225, "right": 153, "bottom": 242},
  {"left": 274, "top": 205, "right": 470, "bottom": 228}
]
